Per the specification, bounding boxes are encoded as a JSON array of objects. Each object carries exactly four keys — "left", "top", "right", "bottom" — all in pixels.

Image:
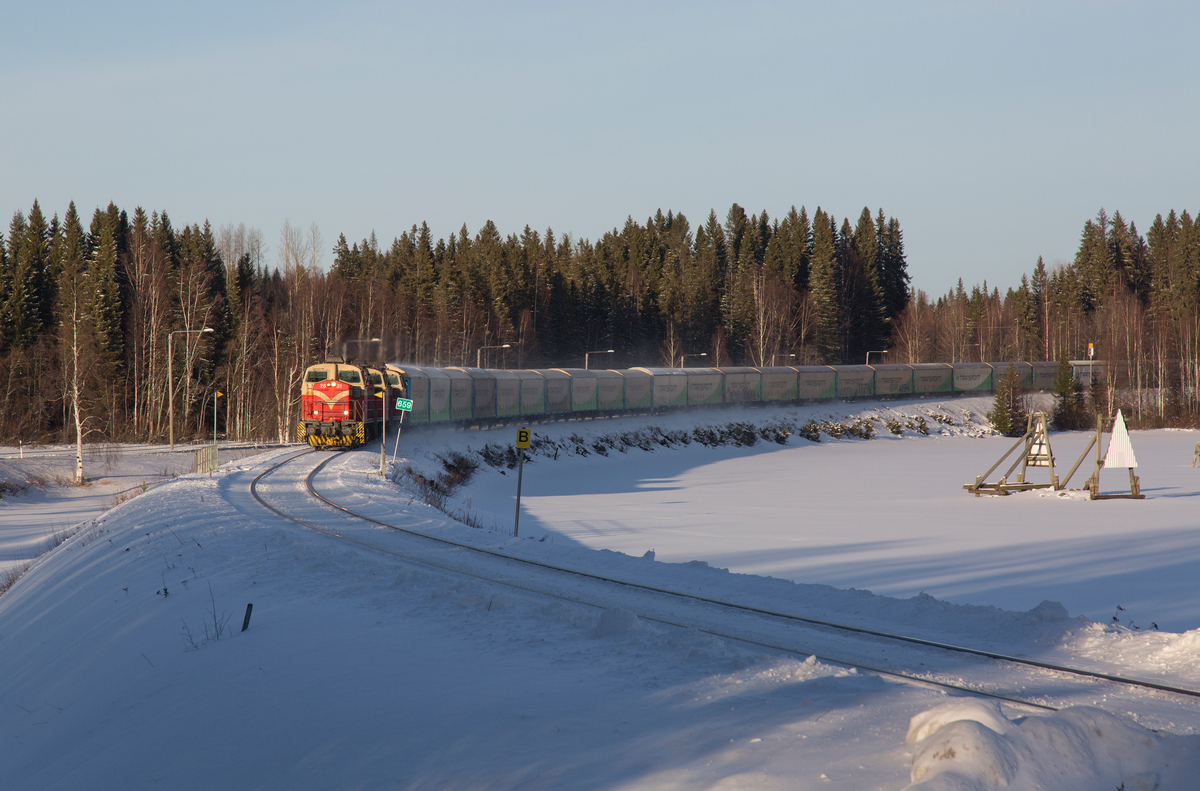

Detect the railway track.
[{"left": 249, "top": 447, "right": 1200, "bottom": 720}]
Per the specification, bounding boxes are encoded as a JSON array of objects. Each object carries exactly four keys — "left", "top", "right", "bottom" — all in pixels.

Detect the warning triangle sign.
[{"left": 1103, "top": 409, "right": 1138, "bottom": 469}]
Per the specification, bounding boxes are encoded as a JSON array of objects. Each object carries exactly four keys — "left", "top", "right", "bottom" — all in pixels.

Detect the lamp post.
[
  {"left": 771, "top": 353, "right": 796, "bottom": 366},
  {"left": 585, "top": 349, "right": 615, "bottom": 370},
  {"left": 680, "top": 353, "right": 707, "bottom": 368},
  {"left": 476, "top": 343, "right": 511, "bottom": 368},
  {"left": 865, "top": 350, "right": 888, "bottom": 366},
  {"left": 169, "top": 327, "right": 214, "bottom": 450}
]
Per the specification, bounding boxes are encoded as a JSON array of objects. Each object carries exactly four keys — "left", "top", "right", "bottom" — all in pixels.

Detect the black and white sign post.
[{"left": 514, "top": 428, "right": 531, "bottom": 537}]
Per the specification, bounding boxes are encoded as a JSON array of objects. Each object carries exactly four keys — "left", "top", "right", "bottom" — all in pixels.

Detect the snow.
[
  {"left": 1, "top": 398, "right": 1199, "bottom": 789},
  {"left": 422, "top": 398, "right": 1200, "bottom": 633},
  {"left": 0, "top": 442, "right": 270, "bottom": 580},
  {"left": 906, "top": 702, "right": 1198, "bottom": 790}
]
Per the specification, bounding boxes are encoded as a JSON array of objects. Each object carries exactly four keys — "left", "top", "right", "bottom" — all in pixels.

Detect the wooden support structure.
[
  {"left": 1059, "top": 411, "right": 1145, "bottom": 500},
  {"left": 1056, "top": 416, "right": 1100, "bottom": 492},
  {"left": 968, "top": 409, "right": 1147, "bottom": 501},
  {"left": 1089, "top": 409, "right": 1144, "bottom": 500},
  {"left": 964, "top": 413, "right": 1059, "bottom": 496}
]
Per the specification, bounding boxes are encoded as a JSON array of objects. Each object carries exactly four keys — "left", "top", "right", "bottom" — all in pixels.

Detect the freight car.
[{"left": 297, "top": 358, "right": 1100, "bottom": 448}]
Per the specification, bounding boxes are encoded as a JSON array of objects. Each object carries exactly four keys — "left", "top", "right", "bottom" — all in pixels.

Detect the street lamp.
[
  {"left": 771, "top": 353, "right": 797, "bottom": 366},
  {"left": 476, "top": 343, "right": 511, "bottom": 368},
  {"left": 865, "top": 350, "right": 888, "bottom": 366},
  {"left": 680, "top": 353, "right": 707, "bottom": 368},
  {"left": 585, "top": 349, "right": 615, "bottom": 370},
  {"left": 169, "top": 327, "right": 215, "bottom": 450}
]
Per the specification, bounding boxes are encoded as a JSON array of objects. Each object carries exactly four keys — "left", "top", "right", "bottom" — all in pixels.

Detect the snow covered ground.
[
  {"left": 0, "top": 441, "right": 277, "bottom": 580},
  {"left": 2, "top": 399, "right": 1199, "bottom": 790},
  {"left": 422, "top": 398, "right": 1200, "bottom": 633}
]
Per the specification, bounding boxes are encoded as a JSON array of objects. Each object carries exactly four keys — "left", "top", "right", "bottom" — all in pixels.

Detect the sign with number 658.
[{"left": 516, "top": 429, "right": 531, "bottom": 449}]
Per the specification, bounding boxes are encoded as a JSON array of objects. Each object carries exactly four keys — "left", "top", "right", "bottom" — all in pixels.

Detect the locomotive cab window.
[
  {"left": 386, "top": 374, "right": 401, "bottom": 386},
  {"left": 368, "top": 373, "right": 383, "bottom": 385},
  {"left": 305, "top": 369, "right": 330, "bottom": 382},
  {"left": 338, "top": 370, "right": 362, "bottom": 384}
]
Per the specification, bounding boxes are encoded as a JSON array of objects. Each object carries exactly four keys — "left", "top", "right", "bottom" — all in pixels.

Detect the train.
[{"left": 297, "top": 357, "right": 1102, "bottom": 448}]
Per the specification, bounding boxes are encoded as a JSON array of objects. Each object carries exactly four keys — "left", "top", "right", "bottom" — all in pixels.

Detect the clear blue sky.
[{"left": 2, "top": 1, "right": 1196, "bottom": 295}]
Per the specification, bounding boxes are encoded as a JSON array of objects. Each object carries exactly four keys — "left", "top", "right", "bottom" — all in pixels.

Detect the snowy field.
[
  {"left": 0, "top": 441, "right": 277, "bottom": 579},
  {"left": 426, "top": 397, "right": 1200, "bottom": 633},
  {"left": 1, "top": 399, "right": 1199, "bottom": 790}
]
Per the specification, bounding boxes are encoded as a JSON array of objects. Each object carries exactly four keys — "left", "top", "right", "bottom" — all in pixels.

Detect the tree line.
[
  {"left": 2, "top": 199, "right": 1196, "bottom": 447},
  {"left": 0, "top": 200, "right": 909, "bottom": 445},
  {"left": 889, "top": 209, "right": 1200, "bottom": 424}
]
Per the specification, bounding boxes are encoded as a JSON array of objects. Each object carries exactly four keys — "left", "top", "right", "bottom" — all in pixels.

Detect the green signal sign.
[{"left": 395, "top": 398, "right": 413, "bottom": 412}]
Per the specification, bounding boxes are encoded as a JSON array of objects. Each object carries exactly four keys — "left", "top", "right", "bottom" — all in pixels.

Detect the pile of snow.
[{"left": 905, "top": 700, "right": 1200, "bottom": 790}]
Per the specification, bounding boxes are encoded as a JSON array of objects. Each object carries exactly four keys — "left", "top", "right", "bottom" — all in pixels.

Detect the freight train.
[{"left": 297, "top": 357, "right": 1100, "bottom": 448}]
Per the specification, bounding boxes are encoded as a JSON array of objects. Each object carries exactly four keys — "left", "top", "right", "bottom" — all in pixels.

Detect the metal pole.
[
  {"left": 585, "top": 349, "right": 614, "bottom": 370},
  {"left": 513, "top": 447, "right": 524, "bottom": 537},
  {"left": 391, "top": 410, "right": 404, "bottom": 463},
  {"left": 213, "top": 391, "right": 217, "bottom": 445},
  {"left": 168, "top": 333, "right": 174, "bottom": 450}
]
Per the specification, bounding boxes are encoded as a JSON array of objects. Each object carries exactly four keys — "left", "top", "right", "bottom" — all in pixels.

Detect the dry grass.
[{"left": 1, "top": 562, "right": 31, "bottom": 595}]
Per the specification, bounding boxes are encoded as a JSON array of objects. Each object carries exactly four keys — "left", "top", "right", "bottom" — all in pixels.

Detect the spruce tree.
[
  {"left": 1051, "top": 356, "right": 1087, "bottom": 430},
  {"left": 988, "top": 363, "right": 1027, "bottom": 437},
  {"left": 848, "top": 207, "right": 887, "bottom": 359},
  {"left": 85, "top": 211, "right": 125, "bottom": 370},
  {"left": 809, "top": 208, "right": 841, "bottom": 363},
  {"left": 988, "top": 366, "right": 1012, "bottom": 435},
  {"left": 877, "top": 213, "right": 910, "bottom": 320},
  {"left": 4, "top": 201, "right": 51, "bottom": 349},
  {"left": 0, "top": 212, "right": 23, "bottom": 354},
  {"left": 1073, "top": 211, "right": 1114, "bottom": 313}
]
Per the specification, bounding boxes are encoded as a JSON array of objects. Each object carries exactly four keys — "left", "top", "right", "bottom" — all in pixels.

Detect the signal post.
[{"left": 514, "top": 428, "right": 530, "bottom": 536}]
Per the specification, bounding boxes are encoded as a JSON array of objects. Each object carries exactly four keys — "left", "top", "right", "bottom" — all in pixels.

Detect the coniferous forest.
[{"left": 1, "top": 200, "right": 1198, "bottom": 445}]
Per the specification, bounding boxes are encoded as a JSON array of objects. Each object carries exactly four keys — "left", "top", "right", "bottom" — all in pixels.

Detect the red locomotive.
[{"left": 297, "top": 356, "right": 405, "bottom": 448}]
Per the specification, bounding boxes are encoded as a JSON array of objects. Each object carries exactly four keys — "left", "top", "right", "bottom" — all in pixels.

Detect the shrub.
[{"left": 797, "top": 421, "right": 821, "bottom": 442}]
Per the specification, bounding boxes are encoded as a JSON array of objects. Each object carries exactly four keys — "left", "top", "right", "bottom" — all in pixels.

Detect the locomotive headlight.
[{"left": 343, "top": 409, "right": 349, "bottom": 415}]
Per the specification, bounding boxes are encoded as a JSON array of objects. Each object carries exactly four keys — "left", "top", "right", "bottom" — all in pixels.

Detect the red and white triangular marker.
[{"left": 1103, "top": 409, "right": 1138, "bottom": 469}]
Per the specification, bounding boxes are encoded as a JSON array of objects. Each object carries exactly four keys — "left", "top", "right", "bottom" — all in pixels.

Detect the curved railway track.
[{"left": 250, "top": 447, "right": 1200, "bottom": 716}]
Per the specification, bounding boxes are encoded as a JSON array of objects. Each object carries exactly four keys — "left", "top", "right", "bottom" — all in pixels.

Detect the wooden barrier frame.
[{"left": 964, "top": 413, "right": 1059, "bottom": 496}]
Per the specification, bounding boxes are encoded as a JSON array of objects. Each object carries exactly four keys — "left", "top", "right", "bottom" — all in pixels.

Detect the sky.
[{"left": 2, "top": 0, "right": 1197, "bottom": 295}]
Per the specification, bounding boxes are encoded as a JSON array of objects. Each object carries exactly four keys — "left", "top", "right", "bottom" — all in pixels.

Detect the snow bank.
[{"left": 905, "top": 701, "right": 1200, "bottom": 790}]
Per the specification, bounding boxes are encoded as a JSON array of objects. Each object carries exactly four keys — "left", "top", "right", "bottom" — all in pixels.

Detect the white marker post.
[
  {"left": 514, "top": 428, "right": 531, "bottom": 537},
  {"left": 392, "top": 397, "right": 413, "bottom": 463}
]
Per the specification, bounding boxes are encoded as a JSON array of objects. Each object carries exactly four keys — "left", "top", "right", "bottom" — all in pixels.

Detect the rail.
[{"left": 248, "top": 450, "right": 1200, "bottom": 713}]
